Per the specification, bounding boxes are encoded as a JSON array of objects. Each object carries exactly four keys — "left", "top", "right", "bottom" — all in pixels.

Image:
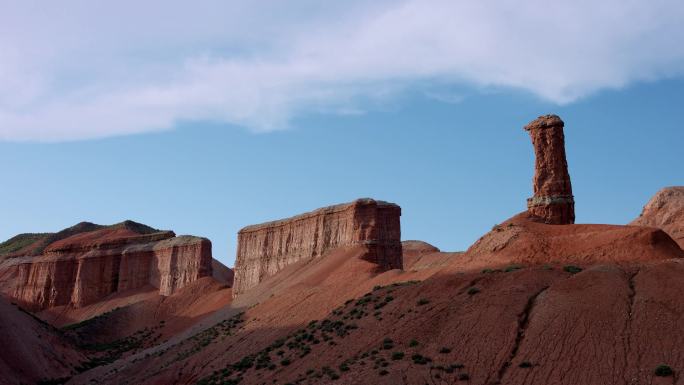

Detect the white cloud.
[{"left": 1, "top": 0, "right": 683, "bottom": 141}]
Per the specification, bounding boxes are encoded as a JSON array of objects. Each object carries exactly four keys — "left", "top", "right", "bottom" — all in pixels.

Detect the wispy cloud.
[{"left": 1, "top": 0, "right": 683, "bottom": 141}]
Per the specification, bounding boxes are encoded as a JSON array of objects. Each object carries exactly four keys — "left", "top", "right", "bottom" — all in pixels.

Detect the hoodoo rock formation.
[
  {"left": 525, "top": 114, "right": 575, "bottom": 224},
  {"left": 233, "top": 198, "right": 402, "bottom": 297},
  {"left": 631, "top": 186, "right": 684, "bottom": 249},
  {"left": 0, "top": 221, "right": 213, "bottom": 310}
]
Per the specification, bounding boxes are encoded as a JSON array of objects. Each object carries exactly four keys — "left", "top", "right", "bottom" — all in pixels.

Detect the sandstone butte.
[
  {"left": 0, "top": 220, "right": 215, "bottom": 311},
  {"left": 232, "top": 198, "right": 402, "bottom": 297},
  {"left": 525, "top": 114, "right": 575, "bottom": 224}
]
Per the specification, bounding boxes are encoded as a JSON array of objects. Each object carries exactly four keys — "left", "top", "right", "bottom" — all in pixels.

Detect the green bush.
[
  {"left": 391, "top": 351, "right": 405, "bottom": 360},
  {"left": 467, "top": 287, "right": 480, "bottom": 295},
  {"left": 563, "top": 265, "right": 583, "bottom": 274},
  {"left": 417, "top": 298, "right": 430, "bottom": 306},
  {"left": 411, "top": 354, "right": 430, "bottom": 365},
  {"left": 409, "top": 339, "right": 419, "bottom": 347},
  {"left": 655, "top": 365, "right": 674, "bottom": 377},
  {"left": 504, "top": 264, "right": 523, "bottom": 272}
]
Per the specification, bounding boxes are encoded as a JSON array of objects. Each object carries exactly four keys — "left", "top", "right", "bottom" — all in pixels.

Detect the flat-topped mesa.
[
  {"left": 0, "top": 221, "right": 213, "bottom": 310},
  {"left": 233, "top": 198, "right": 402, "bottom": 297},
  {"left": 524, "top": 114, "right": 575, "bottom": 224}
]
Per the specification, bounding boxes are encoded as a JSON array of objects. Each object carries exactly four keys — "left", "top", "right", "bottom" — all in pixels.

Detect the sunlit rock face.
[
  {"left": 0, "top": 221, "right": 213, "bottom": 310},
  {"left": 233, "top": 198, "right": 402, "bottom": 297}
]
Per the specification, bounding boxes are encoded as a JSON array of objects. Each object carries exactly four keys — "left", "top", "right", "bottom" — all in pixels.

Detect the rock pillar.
[{"left": 524, "top": 114, "right": 575, "bottom": 224}]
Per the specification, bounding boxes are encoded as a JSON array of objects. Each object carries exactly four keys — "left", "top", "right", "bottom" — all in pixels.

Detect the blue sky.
[{"left": 1, "top": 1, "right": 683, "bottom": 266}]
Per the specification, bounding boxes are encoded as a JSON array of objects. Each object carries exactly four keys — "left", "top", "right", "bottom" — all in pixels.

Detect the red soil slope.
[
  {"left": 40, "top": 277, "right": 232, "bottom": 343},
  {"left": 463, "top": 211, "right": 683, "bottom": 269},
  {"left": 0, "top": 296, "right": 85, "bottom": 385},
  {"left": 65, "top": 213, "right": 684, "bottom": 385}
]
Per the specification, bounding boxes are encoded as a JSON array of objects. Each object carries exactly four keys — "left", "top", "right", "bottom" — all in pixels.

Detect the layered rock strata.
[
  {"left": 525, "top": 114, "right": 575, "bottom": 224},
  {"left": 0, "top": 221, "right": 212, "bottom": 310},
  {"left": 233, "top": 198, "right": 402, "bottom": 296}
]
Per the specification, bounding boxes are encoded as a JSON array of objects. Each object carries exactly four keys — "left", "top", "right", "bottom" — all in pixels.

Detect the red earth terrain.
[
  {"left": 2, "top": 193, "right": 684, "bottom": 384},
  {"left": 43, "top": 188, "right": 680, "bottom": 385}
]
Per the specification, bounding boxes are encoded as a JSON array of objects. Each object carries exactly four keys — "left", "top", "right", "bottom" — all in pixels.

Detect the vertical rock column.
[{"left": 524, "top": 114, "right": 575, "bottom": 224}]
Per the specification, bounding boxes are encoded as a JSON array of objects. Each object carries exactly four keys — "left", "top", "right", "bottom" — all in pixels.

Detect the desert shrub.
[
  {"left": 467, "top": 287, "right": 480, "bottom": 295},
  {"left": 563, "top": 265, "right": 583, "bottom": 274},
  {"left": 322, "top": 366, "right": 339, "bottom": 380},
  {"left": 417, "top": 298, "right": 430, "bottom": 306},
  {"left": 280, "top": 359, "right": 291, "bottom": 366},
  {"left": 379, "top": 369, "right": 389, "bottom": 376},
  {"left": 439, "top": 347, "right": 451, "bottom": 354},
  {"left": 519, "top": 361, "right": 532, "bottom": 368},
  {"left": 411, "top": 354, "right": 430, "bottom": 365},
  {"left": 459, "top": 373, "right": 470, "bottom": 381},
  {"left": 409, "top": 339, "right": 419, "bottom": 347},
  {"left": 504, "top": 264, "right": 524, "bottom": 272},
  {"left": 391, "top": 351, "right": 405, "bottom": 360},
  {"left": 655, "top": 365, "right": 674, "bottom": 377}
]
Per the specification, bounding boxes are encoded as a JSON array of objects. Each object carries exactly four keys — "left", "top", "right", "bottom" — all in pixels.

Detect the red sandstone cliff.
[
  {"left": 0, "top": 221, "right": 213, "bottom": 310},
  {"left": 233, "top": 198, "right": 402, "bottom": 297},
  {"left": 631, "top": 186, "right": 684, "bottom": 249}
]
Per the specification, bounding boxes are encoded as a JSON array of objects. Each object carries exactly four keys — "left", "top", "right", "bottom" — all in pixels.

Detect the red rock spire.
[{"left": 524, "top": 114, "right": 575, "bottom": 224}]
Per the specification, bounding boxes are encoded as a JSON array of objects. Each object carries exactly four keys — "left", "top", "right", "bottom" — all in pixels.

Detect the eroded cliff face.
[
  {"left": 233, "top": 198, "right": 402, "bottom": 296},
  {"left": 0, "top": 221, "right": 213, "bottom": 310},
  {"left": 631, "top": 186, "right": 684, "bottom": 249}
]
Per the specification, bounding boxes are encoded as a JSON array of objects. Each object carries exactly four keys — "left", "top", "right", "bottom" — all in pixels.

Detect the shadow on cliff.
[{"left": 66, "top": 256, "right": 684, "bottom": 385}]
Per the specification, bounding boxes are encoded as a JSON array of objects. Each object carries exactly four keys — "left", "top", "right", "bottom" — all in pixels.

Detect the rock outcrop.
[
  {"left": 631, "top": 186, "right": 684, "bottom": 249},
  {"left": 525, "top": 114, "right": 575, "bottom": 224},
  {"left": 0, "top": 221, "right": 213, "bottom": 310},
  {"left": 233, "top": 198, "right": 402, "bottom": 297}
]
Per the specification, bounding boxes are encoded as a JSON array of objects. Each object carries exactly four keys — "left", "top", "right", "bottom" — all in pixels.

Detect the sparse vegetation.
[
  {"left": 37, "top": 378, "right": 71, "bottom": 385},
  {"left": 519, "top": 361, "right": 532, "bottom": 368},
  {"left": 467, "top": 287, "right": 480, "bottom": 295},
  {"left": 563, "top": 265, "right": 583, "bottom": 274},
  {"left": 417, "top": 298, "right": 430, "bottom": 306},
  {"left": 655, "top": 365, "right": 674, "bottom": 377},
  {"left": 411, "top": 353, "right": 431, "bottom": 365},
  {"left": 439, "top": 347, "right": 451, "bottom": 354},
  {"left": 409, "top": 339, "right": 419, "bottom": 347},
  {"left": 391, "top": 351, "right": 405, "bottom": 360},
  {"left": 504, "top": 264, "right": 524, "bottom": 272}
]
